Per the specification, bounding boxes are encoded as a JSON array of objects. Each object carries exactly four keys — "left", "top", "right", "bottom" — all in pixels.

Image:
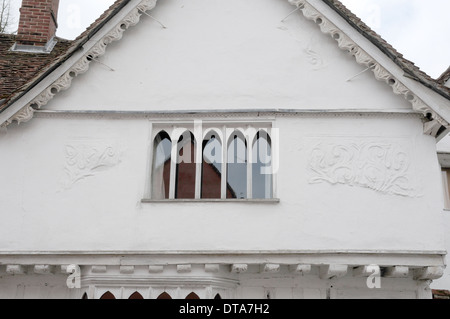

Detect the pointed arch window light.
[{"left": 148, "top": 122, "right": 278, "bottom": 202}]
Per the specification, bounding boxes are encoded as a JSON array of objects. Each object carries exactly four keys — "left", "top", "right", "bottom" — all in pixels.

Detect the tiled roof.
[
  {"left": 0, "top": 0, "right": 129, "bottom": 112},
  {"left": 0, "top": 34, "right": 72, "bottom": 101},
  {"left": 0, "top": 0, "right": 448, "bottom": 115}
]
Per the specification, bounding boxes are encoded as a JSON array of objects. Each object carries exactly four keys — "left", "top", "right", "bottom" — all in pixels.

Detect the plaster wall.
[
  {"left": 45, "top": 0, "right": 412, "bottom": 112},
  {"left": 0, "top": 114, "right": 444, "bottom": 254},
  {"left": 431, "top": 211, "right": 450, "bottom": 290}
]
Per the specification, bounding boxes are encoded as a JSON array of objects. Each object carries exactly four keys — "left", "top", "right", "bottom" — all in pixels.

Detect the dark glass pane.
[
  {"left": 152, "top": 131, "right": 172, "bottom": 199},
  {"left": 252, "top": 132, "right": 272, "bottom": 199},
  {"left": 227, "top": 134, "right": 247, "bottom": 199},
  {"left": 202, "top": 136, "right": 222, "bottom": 199},
  {"left": 176, "top": 132, "right": 196, "bottom": 199}
]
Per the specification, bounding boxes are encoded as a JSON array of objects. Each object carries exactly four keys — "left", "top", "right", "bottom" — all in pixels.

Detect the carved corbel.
[
  {"left": 6, "top": 265, "right": 27, "bottom": 275},
  {"left": 119, "top": 266, "right": 135, "bottom": 274},
  {"left": 289, "top": 264, "right": 312, "bottom": 275},
  {"left": 34, "top": 265, "right": 55, "bottom": 275},
  {"left": 414, "top": 266, "right": 445, "bottom": 280},
  {"left": 177, "top": 264, "right": 192, "bottom": 273},
  {"left": 231, "top": 264, "right": 248, "bottom": 273},
  {"left": 319, "top": 264, "right": 348, "bottom": 279},
  {"left": 353, "top": 265, "right": 380, "bottom": 277},
  {"left": 261, "top": 263, "right": 281, "bottom": 273},
  {"left": 383, "top": 266, "right": 409, "bottom": 278}
]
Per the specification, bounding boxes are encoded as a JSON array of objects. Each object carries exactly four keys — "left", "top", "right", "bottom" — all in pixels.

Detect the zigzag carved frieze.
[{"left": 4, "top": 0, "right": 446, "bottom": 135}]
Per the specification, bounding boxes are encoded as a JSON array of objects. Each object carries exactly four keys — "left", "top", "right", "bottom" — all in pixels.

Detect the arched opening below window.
[
  {"left": 185, "top": 292, "right": 200, "bottom": 299},
  {"left": 82, "top": 292, "right": 88, "bottom": 299},
  {"left": 157, "top": 292, "right": 172, "bottom": 299},
  {"left": 214, "top": 293, "right": 222, "bottom": 299},
  {"left": 100, "top": 291, "right": 116, "bottom": 299},
  {"left": 129, "top": 291, "right": 144, "bottom": 299}
]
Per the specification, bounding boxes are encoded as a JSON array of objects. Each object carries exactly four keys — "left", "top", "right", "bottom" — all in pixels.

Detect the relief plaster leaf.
[
  {"left": 61, "top": 142, "right": 124, "bottom": 189},
  {"left": 304, "top": 37, "right": 326, "bottom": 70},
  {"left": 308, "top": 140, "right": 420, "bottom": 197}
]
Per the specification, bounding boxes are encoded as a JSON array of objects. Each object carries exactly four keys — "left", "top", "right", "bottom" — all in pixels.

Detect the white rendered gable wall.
[
  {"left": 44, "top": 0, "right": 413, "bottom": 112},
  {"left": 0, "top": 0, "right": 447, "bottom": 298}
]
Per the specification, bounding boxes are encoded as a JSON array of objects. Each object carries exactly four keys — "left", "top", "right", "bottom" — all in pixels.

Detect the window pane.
[
  {"left": 176, "top": 131, "right": 196, "bottom": 199},
  {"left": 152, "top": 132, "right": 171, "bottom": 199},
  {"left": 227, "top": 133, "right": 247, "bottom": 199},
  {"left": 252, "top": 132, "right": 272, "bottom": 199},
  {"left": 202, "top": 135, "right": 222, "bottom": 199}
]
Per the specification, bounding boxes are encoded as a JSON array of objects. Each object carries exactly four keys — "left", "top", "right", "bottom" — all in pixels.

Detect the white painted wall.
[
  {"left": 433, "top": 134, "right": 450, "bottom": 291},
  {"left": 0, "top": 114, "right": 444, "bottom": 253},
  {"left": 0, "top": 0, "right": 446, "bottom": 298},
  {"left": 47, "top": 0, "right": 412, "bottom": 112},
  {"left": 431, "top": 211, "right": 450, "bottom": 290}
]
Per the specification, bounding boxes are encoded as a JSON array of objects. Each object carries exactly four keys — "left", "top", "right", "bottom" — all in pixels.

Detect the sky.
[{"left": 5, "top": 0, "right": 450, "bottom": 79}]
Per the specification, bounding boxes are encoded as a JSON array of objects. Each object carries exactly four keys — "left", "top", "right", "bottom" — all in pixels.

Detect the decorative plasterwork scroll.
[
  {"left": 5, "top": 0, "right": 158, "bottom": 126},
  {"left": 61, "top": 140, "right": 124, "bottom": 189},
  {"left": 308, "top": 139, "right": 421, "bottom": 197},
  {"left": 286, "top": 0, "right": 449, "bottom": 133}
]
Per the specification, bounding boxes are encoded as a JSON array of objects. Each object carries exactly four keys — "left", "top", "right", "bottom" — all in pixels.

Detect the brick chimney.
[{"left": 15, "top": 0, "right": 60, "bottom": 50}]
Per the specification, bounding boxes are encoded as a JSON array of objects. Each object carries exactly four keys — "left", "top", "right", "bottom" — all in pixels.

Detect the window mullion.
[
  {"left": 169, "top": 131, "right": 177, "bottom": 199},
  {"left": 195, "top": 138, "right": 202, "bottom": 199},
  {"left": 194, "top": 122, "right": 203, "bottom": 199},
  {"left": 246, "top": 133, "right": 252, "bottom": 199},
  {"left": 221, "top": 125, "right": 227, "bottom": 199}
]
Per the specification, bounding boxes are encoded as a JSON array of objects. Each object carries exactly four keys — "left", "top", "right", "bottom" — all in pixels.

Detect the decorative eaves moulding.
[
  {"left": 2, "top": 0, "right": 447, "bottom": 135},
  {"left": 1, "top": 0, "right": 158, "bottom": 127},
  {"left": 286, "top": 0, "right": 448, "bottom": 132}
]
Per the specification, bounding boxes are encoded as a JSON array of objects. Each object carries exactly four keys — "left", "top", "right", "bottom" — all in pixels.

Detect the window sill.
[{"left": 141, "top": 198, "right": 280, "bottom": 204}]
